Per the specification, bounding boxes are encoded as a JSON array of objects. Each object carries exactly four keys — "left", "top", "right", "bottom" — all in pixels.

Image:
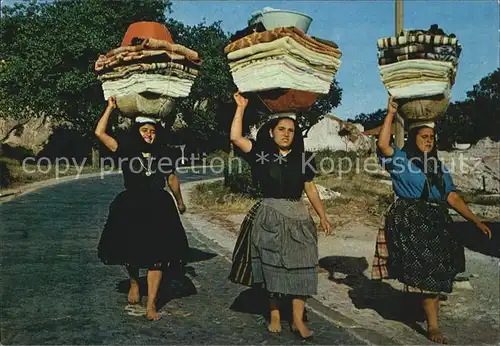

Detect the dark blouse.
[
  {"left": 115, "top": 139, "right": 178, "bottom": 191},
  {"left": 243, "top": 140, "right": 317, "bottom": 199}
]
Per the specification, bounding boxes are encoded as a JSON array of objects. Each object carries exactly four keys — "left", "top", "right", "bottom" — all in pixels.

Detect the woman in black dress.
[
  {"left": 95, "top": 96, "right": 188, "bottom": 321},
  {"left": 229, "top": 92, "right": 332, "bottom": 339}
]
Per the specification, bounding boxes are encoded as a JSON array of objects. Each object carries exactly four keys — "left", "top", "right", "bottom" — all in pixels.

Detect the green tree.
[
  {"left": 1, "top": 0, "right": 344, "bottom": 159},
  {"left": 298, "top": 80, "right": 342, "bottom": 134},
  {"left": 436, "top": 100, "right": 475, "bottom": 148},
  {"left": 164, "top": 19, "right": 343, "bottom": 154},
  {"left": 164, "top": 19, "right": 235, "bottom": 153},
  {"left": 349, "top": 108, "right": 386, "bottom": 130},
  {"left": 436, "top": 68, "right": 499, "bottom": 147},
  {"left": 0, "top": 0, "right": 172, "bottom": 160},
  {"left": 465, "top": 68, "right": 499, "bottom": 140}
]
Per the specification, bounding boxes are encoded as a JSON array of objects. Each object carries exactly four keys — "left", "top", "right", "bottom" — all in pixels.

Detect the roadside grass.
[{"left": 0, "top": 157, "right": 110, "bottom": 190}]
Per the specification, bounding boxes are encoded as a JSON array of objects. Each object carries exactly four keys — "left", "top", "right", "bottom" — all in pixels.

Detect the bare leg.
[
  {"left": 146, "top": 269, "right": 163, "bottom": 321},
  {"left": 423, "top": 295, "right": 448, "bottom": 344},
  {"left": 126, "top": 266, "right": 140, "bottom": 304},
  {"left": 268, "top": 297, "right": 282, "bottom": 332},
  {"left": 291, "top": 297, "right": 313, "bottom": 339}
]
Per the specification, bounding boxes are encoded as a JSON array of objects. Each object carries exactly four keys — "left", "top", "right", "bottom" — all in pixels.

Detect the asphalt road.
[{"left": 0, "top": 173, "right": 363, "bottom": 345}]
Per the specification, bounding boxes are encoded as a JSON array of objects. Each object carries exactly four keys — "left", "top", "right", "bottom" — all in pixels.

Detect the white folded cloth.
[
  {"left": 232, "top": 55, "right": 333, "bottom": 81},
  {"left": 379, "top": 60, "right": 455, "bottom": 99},
  {"left": 102, "top": 74, "right": 194, "bottom": 99},
  {"left": 388, "top": 81, "right": 451, "bottom": 99},
  {"left": 227, "top": 36, "right": 340, "bottom": 71},
  {"left": 232, "top": 58, "right": 332, "bottom": 93},
  {"left": 379, "top": 59, "right": 455, "bottom": 80}
]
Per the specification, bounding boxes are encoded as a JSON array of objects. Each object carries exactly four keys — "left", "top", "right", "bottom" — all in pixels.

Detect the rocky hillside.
[
  {"left": 0, "top": 115, "right": 67, "bottom": 155},
  {"left": 439, "top": 137, "right": 499, "bottom": 194}
]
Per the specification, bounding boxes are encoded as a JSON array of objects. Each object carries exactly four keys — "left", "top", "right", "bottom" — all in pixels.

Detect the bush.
[
  {"left": 312, "top": 150, "right": 362, "bottom": 177},
  {"left": 223, "top": 150, "right": 366, "bottom": 196},
  {"left": 205, "top": 149, "right": 229, "bottom": 165},
  {"left": 191, "top": 180, "right": 256, "bottom": 212},
  {"left": 223, "top": 156, "right": 263, "bottom": 198},
  {"left": 0, "top": 159, "right": 12, "bottom": 188},
  {"left": 37, "top": 127, "right": 92, "bottom": 162},
  {"left": 0, "top": 144, "right": 34, "bottom": 161}
]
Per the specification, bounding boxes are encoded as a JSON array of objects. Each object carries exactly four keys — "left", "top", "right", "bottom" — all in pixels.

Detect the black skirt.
[
  {"left": 97, "top": 189, "right": 188, "bottom": 269},
  {"left": 385, "top": 198, "right": 465, "bottom": 293}
]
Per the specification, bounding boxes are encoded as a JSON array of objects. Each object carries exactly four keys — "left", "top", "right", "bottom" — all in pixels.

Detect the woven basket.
[
  {"left": 116, "top": 92, "right": 176, "bottom": 119},
  {"left": 398, "top": 94, "right": 450, "bottom": 121}
]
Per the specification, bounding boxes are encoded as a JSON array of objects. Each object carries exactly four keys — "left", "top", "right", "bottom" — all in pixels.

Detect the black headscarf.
[
  {"left": 127, "top": 120, "right": 164, "bottom": 155},
  {"left": 403, "top": 126, "right": 445, "bottom": 199},
  {"left": 255, "top": 116, "right": 305, "bottom": 157}
]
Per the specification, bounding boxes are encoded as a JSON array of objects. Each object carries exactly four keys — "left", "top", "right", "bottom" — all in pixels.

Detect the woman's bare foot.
[
  {"left": 146, "top": 302, "right": 161, "bottom": 321},
  {"left": 127, "top": 281, "right": 140, "bottom": 304},
  {"left": 427, "top": 329, "right": 449, "bottom": 344},
  {"left": 267, "top": 312, "right": 281, "bottom": 333},
  {"left": 291, "top": 321, "right": 313, "bottom": 339}
]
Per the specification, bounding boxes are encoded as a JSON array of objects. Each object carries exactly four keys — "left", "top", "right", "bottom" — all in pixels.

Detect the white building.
[{"left": 303, "top": 114, "right": 370, "bottom": 152}]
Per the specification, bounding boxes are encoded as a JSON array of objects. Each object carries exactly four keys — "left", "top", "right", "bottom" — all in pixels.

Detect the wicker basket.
[
  {"left": 397, "top": 94, "right": 450, "bottom": 121},
  {"left": 116, "top": 92, "right": 176, "bottom": 119}
]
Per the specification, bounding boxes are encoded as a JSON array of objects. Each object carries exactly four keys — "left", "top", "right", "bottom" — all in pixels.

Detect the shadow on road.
[
  {"left": 184, "top": 246, "right": 218, "bottom": 263},
  {"left": 115, "top": 246, "right": 218, "bottom": 309},
  {"left": 229, "top": 286, "right": 310, "bottom": 325},
  {"left": 451, "top": 221, "right": 499, "bottom": 258},
  {"left": 229, "top": 286, "right": 269, "bottom": 319},
  {"left": 319, "top": 255, "right": 428, "bottom": 337},
  {"left": 115, "top": 265, "right": 197, "bottom": 310},
  {"left": 319, "top": 224, "right": 499, "bottom": 340}
]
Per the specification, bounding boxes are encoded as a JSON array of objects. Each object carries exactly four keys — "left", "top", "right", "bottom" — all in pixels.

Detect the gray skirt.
[{"left": 251, "top": 198, "right": 318, "bottom": 296}]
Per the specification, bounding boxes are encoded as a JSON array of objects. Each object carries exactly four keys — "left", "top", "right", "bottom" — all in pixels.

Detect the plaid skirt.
[
  {"left": 372, "top": 198, "right": 465, "bottom": 293},
  {"left": 228, "top": 200, "right": 262, "bottom": 286}
]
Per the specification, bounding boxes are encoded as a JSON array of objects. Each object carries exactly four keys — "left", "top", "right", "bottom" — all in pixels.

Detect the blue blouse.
[{"left": 379, "top": 146, "right": 456, "bottom": 201}]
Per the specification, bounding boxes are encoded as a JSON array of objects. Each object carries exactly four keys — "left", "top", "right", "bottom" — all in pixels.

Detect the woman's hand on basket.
[
  {"left": 107, "top": 96, "right": 117, "bottom": 110},
  {"left": 233, "top": 91, "right": 248, "bottom": 109}
]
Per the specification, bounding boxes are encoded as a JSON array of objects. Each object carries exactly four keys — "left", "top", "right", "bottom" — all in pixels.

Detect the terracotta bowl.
[
  {"left": 121, "top": 21, "right": 173, "bottom": 46},
  {"left": 257, "top": 89, "right": 319, "bottom": 113}
]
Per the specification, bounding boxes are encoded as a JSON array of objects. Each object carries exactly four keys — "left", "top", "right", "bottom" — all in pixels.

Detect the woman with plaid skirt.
[
  {"left": 374, "top": 96, "right": 492, "bottom": 344},
  {"left": 228, "top": 91, "right": 332, "bottom": 339}
]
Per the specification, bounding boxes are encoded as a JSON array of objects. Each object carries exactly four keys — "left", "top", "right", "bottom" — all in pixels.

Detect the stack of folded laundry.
[
  {"left": 224, "top": 10, "right": 341, "bottom": 114},
  {"left": 95, "top": 21, "right": 201, "bottom": 119},
  {"left": 377, "top": 24, "right": 462, "bottom": 120}
]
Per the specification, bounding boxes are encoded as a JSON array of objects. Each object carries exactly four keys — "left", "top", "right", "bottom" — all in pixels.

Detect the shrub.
[
  {"left": 0, "top": 159, "right": 12, "bottom": 188},
  {"left": 223, "top": 156, "right": 263, "bottom": 197},
  {"left": 223, "top": 150, "right": 367, "bottom": 196},
  {"left": 311, "top": 150, "right": 362, "bottom": 177},
  {"left": 205, "top": 149, "right": 229, "bottom": 164},
  {"left": 1, "top": 144, "right": 34, "bottom": 161}
]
